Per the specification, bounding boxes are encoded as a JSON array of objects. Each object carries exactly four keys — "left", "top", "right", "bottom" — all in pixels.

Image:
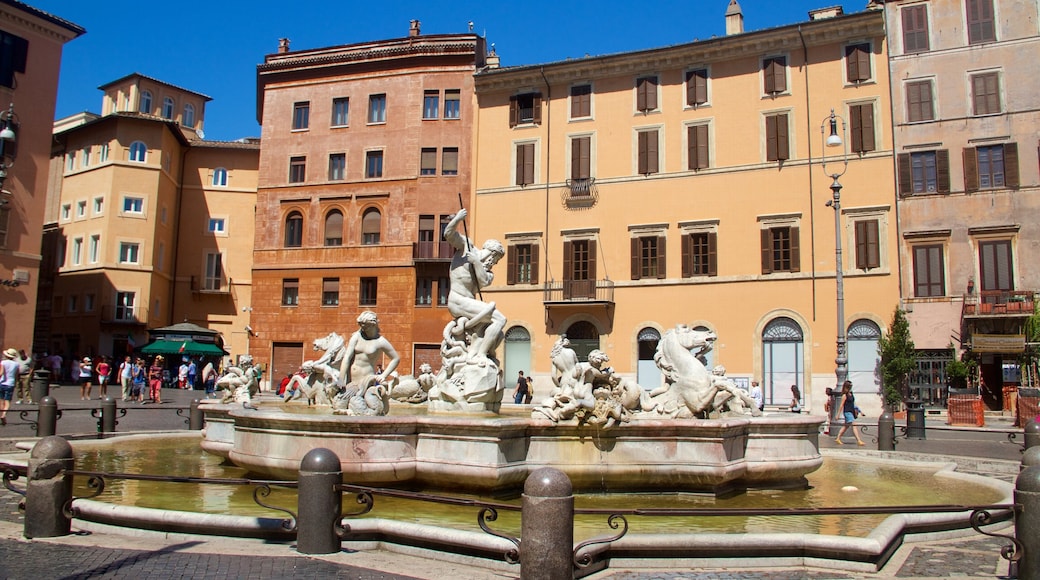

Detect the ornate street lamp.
[
  {"left": 0, "top": 103, "right": 18, "bottom": 196},
  {"left": 821, "top": 109, "right": 848, "bottom": 426}
]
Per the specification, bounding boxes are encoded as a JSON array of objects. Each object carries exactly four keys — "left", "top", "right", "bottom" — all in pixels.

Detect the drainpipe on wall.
[
  {"left": 798, "top": 25, "right": 818, "bottom": 323},
  {"left": 540, "top": 67, "right": 552, "bottom": 294},
  {"left": 169, "top": 144, "right": 190, "bottom": 324},
  {"left": 879, "top": 5, "right": 906, "bottom": 304}
]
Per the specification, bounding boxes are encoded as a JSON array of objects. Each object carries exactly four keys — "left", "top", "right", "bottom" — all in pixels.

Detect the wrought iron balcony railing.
[
  {"left": 962, "top": 290, "right": 1035, "bottom": 317},
  {"left": 413, "top": 241, "right": 454, "bottom": 261},
  {"left": 542, "top": 279, "right": 614, "bottom": 303}
]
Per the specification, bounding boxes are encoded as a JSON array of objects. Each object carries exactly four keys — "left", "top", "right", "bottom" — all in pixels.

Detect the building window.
[
  {"left": 67, "top": 295, "right": 78, "bottom": 313},
  {"left": 444, "top": 89, "right": 460, "bottom": 119},
  {"left": 631, "top": 235, "right": 666, "bottom": 280},
  {"left": 328, "top": 153, "right": 346, "bottom": 181},
  {"left": 292, "top": 101, "right": 310, "bottom": 130},
  {"left": 284, "top": 211, "right": 303, "bottom": 247},
  {"left": 442, "top": 148, "right": 458, "bottom": 176},
  {"left": 570, "top": 84, "right": 591, "bottom": 119},
  {"left": 849, "top": 103, "right": 875, "bottom": 153},
  {"left": 365, "top": 150, "right": 383, "bottom": 178},
  {"left": 324, "top": 210, "right": 343, "bottom": 246},
  {"left": 967, "top": 0, "right": 995, "bottom": 44},
  {"left": 687, "top": 124, "right": 709, "bottom": 170},
  {"left": 965, "top": 144, "right": 1019, "bottom": 191},
  {"left": 361, "top": 208, "right": 381, "bottom": 245},
  {"left": 515, "top": 142, "right": 535, "bottom": 186},
  {"left": 686, "top": 69, "right": 708, "bottom": 107},
  {"left": 183, "top": 103, "right": 195, "bottom": 127},
  {"left": 81, "top": 147, "right": 91, "bottom": 168},
  {"left": 509, "top": 92, "right": 541, "bottom": 127},
  {"left": 571, "top": 136, "right": 591, "bottom": 180},
  {"left": 99, "top": 143, "right": 109, "bottom": 162},
  {"left": 635, "top": 76, "right": 658, "bottom": 112},
  {"left": 846, "top": 43, "right": 872, "bottom": 83},
  {"left": 162, "top": 97, "right": 174, "bottom": 119},
  {"left": 115, "top": 291, "right": 136, "bottom": 321},
  {"left": 129, "top": 141, "right": 147, "bottom": 163},
  {"left": 507, "top": 243, "right": 539, "bottom": 285},
  {"left": 282, "top": 278, "right": 299, "bottom": 306},
  {"left": 368, "top": 94, "right": 386, "bottom": 123},
  {"left": 208, "top": 218, "right": 225, "bottom": 234},
  {"left": 637, "top": 129, "right": 660, "bottom": 175},
  {"left": 979, "top": 239, "right": 1013, "bottom": 292},
  {"left": 66, "top": 151, "right": 76, "bottom": 171},
  {"left": 89, "top": 234, "right": 100, "bottom": 263},
  {"left": 906, "top": 80, "right": 934, "bottom": 122},
  {"left": 84, "top": 294, "right": 95, "bottom": 312},
  {"left": 139, "top": 90, "right": 152, "bottom": 113},
  {"left": 763, "top": 56, "right": 787, "bottom": 94},
  {"left": 359, "top": 277, "right": 378, "bottom": 306},
  {"left": 204, "top": 253, "right": 223, "bottom": 291},
  {"left": 123, "top": 197, "right": 144, "bottom": 214},
  {"left": 855, "top": 220, "right": 880, "bottom": 269},
  {"left": 420, "top": 148, "right": 437, "bottom": 175},
  {"left": 289, "top": 156, "right": 306, "bottom": 183},
  {"left": 563, "top": 239, "right": 597, "bottom": 300},
  {"left": 77, "top": 200, "right": 87, "bottom": 218},
  {"left": 119, "top": 242, "right": 140, "bottom": 264},
  {"left": 61, "top": 204, "right": 71, "bottom": 220},
  {"left": 682, "top": 232, "right": 717, "bottom": 277},
  {"left": 902, "top": 4, "right": 930, "bottom": 53},
  {"left": 913, "top": 245, "right": 945, "bottom": 297},
  {"left": 416, "top": 277, "right": 433, "bottom": 306},
  {"left": 898, "top": 150, "right": 951, "bottom": 195},
  {"left": 761, "top": 227, "right": 800, "bottom": 273},
  {"left": 0, "top": 31, "right": 26, "bottom": 89},
  {"left": 437, "top": 276, "right": 450, "bottom": 306},
  {"left": 212, "top": 167, "right": 228, "bottom": 187},
  {"left": 331, "top": 97, "right": 349, "bottom": 126},
  {"left": 971, "top": 72, "right": 1001, "bottom": 115},
  {"left": 322, "top": 278, "right": 340, "bottom": 306},
  {"left": 423, "top": 90, "right": 439, "bottom": 120},
  {"left": 765, "top": 113, "right": 790, "bottom": 161}
]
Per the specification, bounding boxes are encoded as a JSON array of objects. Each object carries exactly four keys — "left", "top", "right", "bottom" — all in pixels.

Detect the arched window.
[
  {"left": 361, "top": 208, "right": 381, "bottom": 245},
  {"left": 847, "top": 319, "right": 882, "bottom": 396},
  {"left": 162, "top": 97, "right": 175, "bottom": 119},
  {"left": 183, "top": 103, "right": 195, "bottom": 128},
  {"left": 762, "top": 317, "right": 804, "bottom": 406},
  {"left": 284, "top": 211, "right": 303, "bottom": 247},
  {"left": 324, "top": 210, "right": 343, "bottom": 246},
  {"left": 504, "top": 326, "right": 532, "bottom": 388},
  {"left": 129, "top": 141, "right": 148, "bottom": 163},
  {"left": 212, "top": 167, "right": 227, "bottom": 187},
  {"left": 692, "top": 325, "right": 716, "bottom": 370},
  {"left": 637, "top": 327, "right": 662, "bottom": 388},
  {"left": 564, "top": 321, "right": 600, "bottom": 362},
  {"left": 139, "top": 90, "right": 152, "bottom": 113}
]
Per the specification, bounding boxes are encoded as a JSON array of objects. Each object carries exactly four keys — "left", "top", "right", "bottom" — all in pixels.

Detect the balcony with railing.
[
  {"left": 101, "top": 304, "right": 148, "bottom": 325},
  {"left": 563, "top": 178, "right": 597, "bottom": 208},
  {"left": 412, "top": 241, "right": 454, "bottom": 261},
  {"left": 962, "top": 290, "right": 1035, "bottom": 318},
  {"left": 191, "top": 275, "right": 233, "bottom": 295},
  {"left": 542, "top": 279, "right": 614, "bottom": 304}
]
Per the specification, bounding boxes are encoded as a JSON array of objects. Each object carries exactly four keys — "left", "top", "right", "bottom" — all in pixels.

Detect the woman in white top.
[{"left": 79, "top": 357, "right": 94, "bottom": 400}]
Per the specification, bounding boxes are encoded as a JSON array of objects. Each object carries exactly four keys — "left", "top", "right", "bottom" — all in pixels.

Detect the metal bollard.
[
  {"left": 25, "top": 436, "right": 74, "bottom": 538},
  {"left": 521, "top": 467, "right": 574, "bottom": 580},
  {"left": 1016, "top": 461, "right": 1040, "bottom": 579},
  {"left": 30, "top": 369, "right": 50, "bottom": 403},
  {"left": 1024, "top": 418, "right": 1040, "bottom": 450},
  {"left": 99, "top": 397, "right": 117, "bottom": 434},
  {"left": 296, "top": 448, "right": 342, "bottom": 555},
  {"left": 36, "top": 396, "right": 58, "bottom": 437},
  {"left": 877, "top": 407, "right": 895, "bottom": 451},
  {"left": 189, "top": 399, "right": 204, "bottom": 430}
]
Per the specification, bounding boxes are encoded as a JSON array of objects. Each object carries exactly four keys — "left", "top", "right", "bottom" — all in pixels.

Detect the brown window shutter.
[
  {"left": 657, "top": 235, "right": 667, "bottom": 279},
  {"left": 765, "top": 58, "right": 786, "bottom": 93},
  {"left": 532, "top": 94, "right": 542, "bottom": 125},
  {"left": 689, "top": 125, "right": 708, "bottom": 169},
  {"left": 647, "top": 77, "right": 658, "bottom": 110},
  {"left": 936, "top": 149, "right": 951, "bottom": 192},
  {"left": 790, "top": 226, "right": 801, "bottom": 272},
  {"left": 850, "top": 106, "right": 864, "bottom": 153},
  {"left": 776, "top": 114, "right": 789, "bottom": 161},
  {"left": 687, "top": 69, "right": 707, "bottom": 106},
  {"left": 846, "top": 44, "right": 870, "bottom": 82},
  {"left": 766, "top": 116, "right": 778, "bottom": 161},
  {"left": 509, "top": 96, "right": 517, "bottom": 128},
  {"left": 563, "top": 241, "right": 573, "bottom": 282},
  {"left": 867, "top": 220, "right": 880, "bottom": 268},
  {"left": 573, "top": 137, "right": 590, "bottom": 179},
  {"left": 707, "top": 232, "right": 718, "bottom": 276},
  {"left": 522, "top": 143, "right": 535, "bottom": 185},
  {"left": 761, "top": 229, "right": 772, "bottom": 274},
  {"left": 636, "top": 78, "right": 647, "bottom": 111},
  {"left": 507, "top": 245, "right": 517, "bottom": 285},
  {"left": 1004, "top": 142, "right": 1020, "bottom": 188},
  {"left": 860, "top": 105, "right": 875, "bottom": 152},
  {"left": 963, "top": 147, "right": 979, "bottom": 192},
  {"left": 530, "top": 243, "right": 539, "bottom": 285},
  {"left": 897, "top": 153, "right": 912, "bottom": 195},
  {"left": 638, "top": 131, "right": 648, "bottom": 175},
  {"left": 855, "top": 220, "right": 879, "bottom": 269},
  {"left": 588, "top": 239, "right": 597, "bottom": 281},
  {"left": 631, "top": 237, "right": 641, "bottom": 280},
  {"left": 648, "top": 130, "right": 659, "bottom": 174},
  {"left": 681, "top": 234, "right": 692, "bottom": 278},
  {"left": 572, "top": 138, "right": 582, "bottom": 180},
  {"left": 855, "top": 221, "right": 867, "bottom": 269}
]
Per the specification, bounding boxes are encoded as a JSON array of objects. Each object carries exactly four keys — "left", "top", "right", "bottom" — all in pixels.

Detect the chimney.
[
  {"left": 277, "top": 38, "right": 290, "bottom": 53},
  {"left": 409, "top": 20, "right": 421, "bottom": 37},
  {"left": 725, "top": 0, "right": 744, "bottom": 36},
  {"left": 485, "top": 43, "right": 500, "bottom": 69}
]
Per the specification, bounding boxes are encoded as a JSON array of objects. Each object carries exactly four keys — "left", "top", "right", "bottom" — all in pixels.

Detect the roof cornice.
[{"left": 258, "top": 34, "right": 482, "bottom": 76}]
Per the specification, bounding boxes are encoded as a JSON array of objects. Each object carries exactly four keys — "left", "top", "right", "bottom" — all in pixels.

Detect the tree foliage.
[{"left": 877, "top": 308, "right": 916, "bottom": 409}]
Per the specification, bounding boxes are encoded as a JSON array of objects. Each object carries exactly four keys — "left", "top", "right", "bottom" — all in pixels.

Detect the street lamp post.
[
  {"left": 0, "top": 103, "right": 17, "bottom": 201},
  {"left": 821, "top": 109, "right": 848, "bottom": 430}
]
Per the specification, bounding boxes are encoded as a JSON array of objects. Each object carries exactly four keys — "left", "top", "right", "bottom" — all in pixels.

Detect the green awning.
[{"left": 139, "top": 340, "right": 226, "bottom": 357}]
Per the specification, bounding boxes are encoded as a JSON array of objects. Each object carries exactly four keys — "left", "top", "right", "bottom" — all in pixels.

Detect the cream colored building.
[
  {"left": 42, "top": 74, "right": 258, "bottom": 362},
  {"left": 472, "top": 4, "right": 900, "bottom": 413}
]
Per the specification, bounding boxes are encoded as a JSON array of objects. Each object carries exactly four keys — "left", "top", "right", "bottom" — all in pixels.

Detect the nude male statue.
[
  {"left": 338, "top": 311, "right": 400, "bottom": 387},
  {"left": 443, "top": 208, "right": 506, "bottom": 362}
]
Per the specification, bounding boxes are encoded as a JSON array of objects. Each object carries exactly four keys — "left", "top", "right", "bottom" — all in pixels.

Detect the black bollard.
[
  {"left": 521, "top": 467, "right": 574, "bottom": 580},
  {"left": 189, "top": 399, "right": 204, "bottom": 430},
  {"left": 30, "top": 369, "right": 50, "bottom": 403},
  {"left": 1024, "top": 418, "right": 1040, "bottom": 450},
  {"left": 99, "top": 397, "right": 117, "bottom": 434},
  {"left": 25, "top": 436, "right": 74, "bottom": 538},
  {"left": 1016, "top": 458, "right": 1040, "bottom": 579},
  {"left": 877, "top": 407, "right": 895, "bottom": 450},
  {"left": 296, "top": 448, "right": 342, "bottom": 555},
  {"left": 36, "top": 396, "right": 58, "bottom": 437}
]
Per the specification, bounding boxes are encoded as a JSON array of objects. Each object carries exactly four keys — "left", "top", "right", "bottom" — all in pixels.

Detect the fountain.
[{"left": 202, "top": 211, "right": 822, "bottom": 496}]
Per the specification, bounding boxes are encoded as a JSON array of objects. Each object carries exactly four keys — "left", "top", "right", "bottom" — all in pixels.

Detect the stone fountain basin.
[{"left": 201, "top": 401, "right": 823, "bottom": 496}]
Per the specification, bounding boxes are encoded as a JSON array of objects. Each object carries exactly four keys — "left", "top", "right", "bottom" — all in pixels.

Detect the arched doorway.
[
  {"left": 564, "top": 321, "right": 599, "bottom": 362},
  {"left": 636, "top": 327, "right": 662, "bottom": 388},
  {"left": 762, "top": 317, "right": 804, "bottom": 406},
  {"left": 503, "top": 326, "right": 532, "bottom": 389},
  {"left": 847, "top": 319, "right": 881, "bottom": 397}
]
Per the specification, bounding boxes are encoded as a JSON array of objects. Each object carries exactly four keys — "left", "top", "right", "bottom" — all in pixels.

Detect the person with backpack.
[{"left": 1, "top": 348, "right": 29, "bottom": 425}]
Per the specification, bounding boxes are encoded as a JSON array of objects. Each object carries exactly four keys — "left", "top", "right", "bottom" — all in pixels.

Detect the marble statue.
[
  {"left": 216, "top": 354, "right": 260, "bottom": 405},
  {"left": 389, "top": 362, "right": 435, "bottom": 403},
  {"left": 331, "top": 311, "right": 399, "bottom": 416},
  {"left": 284, "top": 332, "right": 346, "bottom": 406},
  {"left": 534, "top": 348, "right": 655, "bottom": 427},
  {"left": 427, "top": 208, "right": 507, "bottom": 411}
]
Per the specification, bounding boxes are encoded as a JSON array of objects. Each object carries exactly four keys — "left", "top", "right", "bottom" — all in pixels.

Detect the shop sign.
[{"left": 972, "top": 334, "right": 1026, "bottom": 353}]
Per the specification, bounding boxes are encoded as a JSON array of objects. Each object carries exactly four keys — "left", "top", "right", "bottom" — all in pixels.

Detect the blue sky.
[{"left": 32, "top": 0, "right": 862, "bottom": 141}]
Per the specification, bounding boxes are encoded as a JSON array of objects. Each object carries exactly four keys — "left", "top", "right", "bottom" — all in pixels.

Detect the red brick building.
[{"left": 252, "top": 23, "right": 485, "bottom": 381}]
